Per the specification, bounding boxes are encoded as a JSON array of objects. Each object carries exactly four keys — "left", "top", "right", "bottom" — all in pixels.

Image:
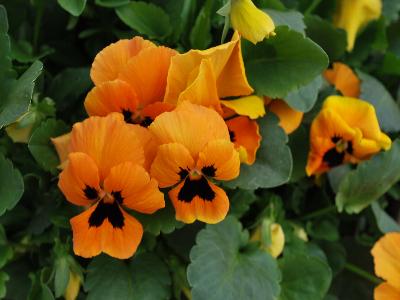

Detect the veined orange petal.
[
  {"left": 196, "top": 139, "right": 240, "bottom": 180},
  {"left": 226, "top": 116, "right": 261, "bottom": 165},
  {"left": 169, "top": 179, "right": 229, "bottom": 224},
  {"left": 150, "top": 143, "right": 195, "bottom": 188},
  {"left": 69, "top": 113, "right": 144, "bottom": 180},
  {"left": 128, "top": 124, "right": 158, "bottom": 170},
  {"left": 70, "top": 202, "right": 143, "bottom": 259},
  {"left": 324, "top": 62, "right": 361, "bottom": 97},
  {"left": 84, "top": 79, "right": 139, "bottom": 118},
  {"left": 140, "top": 102, "right": 175, "bottom": 125},
  {"left": 51, "top": 132, "right": 71, "bottom": 169},
  {"left": 118, "top": 46, "right": 177, "bottom": 107},
  {"left": 268, "top": 100, "right": 303, "bottom": 134},
  {"left": 58, "top": 152, "right": 100, "bottom": 207},
  {"left": 91, "top": 37, "right": 155, "bottom": 86},
  {"left": 221, "top": 95, "right": 265, "bottom": 119},
  {"left": 104, "top": 162, "right": 164, "bottom": 214},
  {"left": 374, "top": 283, "right": 400, "bottom": 300},
  {"left": 149, "top": 102, "right": 230, "bottom": 159},
  {"left": 372, "top": 232, "right": 400, "bottom": 290}
]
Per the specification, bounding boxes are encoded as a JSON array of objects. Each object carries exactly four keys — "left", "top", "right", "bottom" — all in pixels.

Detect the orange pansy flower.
[
  {"left": 324, "top": 62, "right": 361, "bottom": 98},
  {"left": 149, "top": 103, "right": 240, "bottom": 224},
  {"left": 58, "top": 113, "right": 164, "bottom": 259},
  {"left": 264, "top": 97, "right": 303, "bottom": 134},
  {"left": 371, "top": 232, "right": 400, "bottom": 300},
  {"left": 306, "top": 96, "right": 391, "bottom": 176},
  {"left": 85, "top": 36, "right": 177, "bottom": 127}
]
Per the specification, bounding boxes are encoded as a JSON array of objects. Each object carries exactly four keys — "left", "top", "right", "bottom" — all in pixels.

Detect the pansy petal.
[
  {"left": 221, "top": 95, "right": 265, "bottom": 119},
  {"left": 84, "top": 79, "right": 139, "bottom": 118},
  {"left": 140, "top": 102, "right": 175, "bottom": 126},
  {"left": 268, "top": 99, "right": 303, "bottom": 134},
  {"left": 226, "top": 116, "right": 261, "bottom": 165},
  {"left": 51, "top": 132, "right": 71, "bottom": 169},
  {"left": 324, "top": 62, "right": 360, "bottom": 97},
  {"left": 70, "top": 203, "right": 143, "bottom": 259},
  {"left": 169, "top": 179, "right": 229, "bottom": 224},
  {"left": 70, "top": 113, "right": 145, "bottom": 180},
  {"left": 58, "top": 152, "right": 100, "bottom": 206},
  {"left": 372, "top": 232, "right": 400, "bottom": 289},
  {"left": 118, "top": 46, "right": 177, "bottom": 107},
  {"left": 150, "top": 143, "right": 195, "bottom": 188},
  {"left": 149, "top": 102, "right": 230, "bottom": 158},
  {"left": 91, "top": 37, "right": 155, "bottom": 86},
  {"left": 375, "top": 283, "right": 400, "bottom": 300},
  {"left": 104, "top": 162, "right": 164, "bottom": 214},
  {"left": 197, "top": 139, "right": 240, "bottom": 180},
  {"left": 128, "top": 124, "right": 158, "bottom": 170}
]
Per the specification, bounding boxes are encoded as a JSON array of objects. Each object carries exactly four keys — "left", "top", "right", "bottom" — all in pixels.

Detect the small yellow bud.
[
  {"left": 64, "top": 271, "right": 81, "bottom": 300},
  {"left": 5, "top": 113, "right": 35, "bottom": 143},
  {"left": 251, "top": 222, "right": 285, "bottom": 258},
  {"left": 293, "top": 225, "right": 308, "bottom": 242}
]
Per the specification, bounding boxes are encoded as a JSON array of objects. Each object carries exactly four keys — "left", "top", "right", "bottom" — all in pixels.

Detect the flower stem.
[
  {"left": 305, "top": 0, "right": 322, "bottom": 15},
  {"left": 344, "top": 263, "right": 382, "bottom": 285}
]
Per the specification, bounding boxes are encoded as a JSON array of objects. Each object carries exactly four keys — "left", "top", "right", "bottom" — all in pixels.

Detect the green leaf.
[
  {"left": 358, "top": 70, "right": 400, "bottom": 132},
  {"left": 381, "top": 51, "right": 400, "bottom": 75},
  {"left": 0, "top": 5, "right": 14, "bottom": 81},
  {"left": 116, "top": 2, "right": 172, "bottom": 40},
  {"left": 0, "top": 272, "right": 9, "bottom": 299},
  {"left": 278, "top": 254, "right": 332, "bottom": 300},
  {"left": 190, "top": 0, "right": 213, "bottom": 49},
  {"left": 57, "top": 0, "right": 87, "bottom": 16},
  {"left": 305, "top": 15, "right": 347, "bottom": 61},
  {"left": 0, "top": 153, "right": 24, "bottom": 216},
  {"left": 95, "top": 0, "right": 129, "bottom": 8},
  {"left": 265, "top": 9, "right": 305, "bottom": 35},
  {"left": 0, "top": 61, "right": 43, "bottom": 128},
  {"left": 284, "top": 75, "right": 323, "bottom": 112},
  {"left": 187, "top": 216, "right": 281, "bottom": 300},
  {"left": 54, "top": 257, "right": 69, "bottom": 298},
  {"left": 288, "top": 125, "right": 308, "bottom": 182},
  {"left": 28, "top": 273, "right": 55, "bottom": 300},
  {"left": 243, "top": 26, "right": 328, "bottom": 99},
  {"left": 371, "top": 201, "right": 400, "bottom": 233},
  {"left": 383, "top": 0, "right": 400, "bottom": 24},
  {"left": 336, "top": 139, "right": 400, "bottom": 214},
  {"left": 225, "top": 114, "right": 292, "bottom": 190},
  {"left": 228, "top": 189, "right": 258, "bottom": 218},
  {"left": 28, "top": 119, "right": 69, "bottom": 174},
  {"left": 85, "top": 253, "right": 171, "bottom": 300}
]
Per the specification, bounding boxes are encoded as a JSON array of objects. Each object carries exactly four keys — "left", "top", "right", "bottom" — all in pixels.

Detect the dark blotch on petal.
[
  {"left": 112, "top": 191, "right": 123, "bottom": 204},
  {"left": 202, "top": 165, "right": 216, "bottom": 178},
  {"left": 84, "top": 186, "right": 98, "bottom": 200},
  {"left": 229, "top": 130, "right": 236, "bottom": 142},
  {"left": 347, "top": 141, "right": 353, "bottom": 154},
  {"left": 178, "top": 176, "right": 215, "bottom": 203},
  {"left": 122, "top": 109, "right": 133, "bottom": 124},
  {"left": 178, "top": 168, "right": 189, "bottom": 180},
  {"left": 140, "top": 116, "right": 153, "bottom": 128},
  {"left": 88, "top": 200, "right": 124, "bottom": 229},
  {"left": 323, "top": 147, "right": 345, "bottom": 167},
  {"left": 331, "top": 136, "right": 341, "bottom": 143}
]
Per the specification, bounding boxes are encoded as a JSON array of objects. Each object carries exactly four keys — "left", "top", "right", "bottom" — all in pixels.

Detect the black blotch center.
[
  {"left": 202, "top": 165, "right": 216, "bottom": 178},
  {"left": 122, "top": 109, "right": 133, "bottom": 124},
  {"left": 331, "top": 136, "right": 341, "bottom": 143},
  {"left": 229, "top": 130, "right": 236, "bottom": 142},
  {"left": 140, "top": 116, "right": 153, "bottom": 127},
  {"left": 84, "top": 186, "right": 98, "bottom": 200},
  {"left": 323, "top": 148, "right": 345, "bottom": 167},
  {"left": 178, "top": 176, "right": 215, "bottom": 203},
  {"left": 88, "top": 200, "right": 124, "bottom": 228},
  {"left": 178, "top": 168, "right": 189, "bottom": 180},
  {"left": 112, "top": 191, "right": 123, "bottom": 204},
  {"left": 347, "top": 141, "right": 353, "bottom": 154}
]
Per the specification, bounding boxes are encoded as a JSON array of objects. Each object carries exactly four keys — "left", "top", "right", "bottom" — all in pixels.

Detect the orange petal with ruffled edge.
[
  {"left": 149, "top": 102, "right": 230, "bottom": 159},
  {"left": 128, "top": 124, "right": 158, "bottom": 170},
  {"left": 91, "top": 37, "right": 155, "bottom": 86},
  {"left": 226, "top": 116, "right": 261, "bottom": 165},
  {"left": 164, "top": 31, "right": 253, "bottom": 103},
  {"left": 70, "top": 113, "right": 144, "bottom": 180},
  {"left": 176, "top": 58, "right": 222, "bottom": 113},
  {"left": 51, "top": 132, "right": 71, "bottom": 169},
  {"left": 58, "top": 152, "right": 100, "bottom": 207},
  {"left": 169, "top": 179, "right": 229, "bottom": 224},
  {"left": 150, "top": 143, "right": 195, "bottom": 188},
  {"left": 372, "top": 232, "right": 400, "bottom": 290},
  {"left": 104, "top": 161, "right": 164, "bottom": 214},
  {"left": 196, "top": 139, "right": 240, "bottom": 180},
  {"left": 268, "top": 100, "right": 303, "bottom": 134},
  {"left": 84, "top": 79, "right": 139, "bottom": 118},
  {"left": 118, "top": 46, "right": 177, "bottom": 107},
  {"left": 70, "top": 202, "right": 143, "bottom": 259},
  {"left": 324, "top": 62, "right": 360, "bottom": 97},
  {"left": 375, "top": 283, "right": 400, "bottom": 300}
]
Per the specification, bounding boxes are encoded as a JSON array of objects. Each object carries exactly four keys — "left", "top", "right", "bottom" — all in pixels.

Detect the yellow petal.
[
  {"left": 334, "top": 0, "right": 382, "bottom": 51},
  {"left": 64, "top": 271, "right": 81, "bottom": 300},
  {"left": 251, "top": 221, "right": 285, "bottom": 258},
  {"left": 221, "top": 95, "right": 265, "bottom": 119},
  {"left": 230, "top": 0, "right": 275, "bottom": 44}
]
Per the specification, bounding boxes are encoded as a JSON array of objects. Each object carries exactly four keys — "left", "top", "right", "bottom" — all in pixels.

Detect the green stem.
[
  {"left": 304, "top": 0, "right": 322, "bottom": 15},
  {"left": 344, "top": 263, "right": 382, "bottom": 285},
  {"left": 33, "top": 2, "right": 45, "bottom": 53},
  {"left": 298, "top": 205, "right": 337, "bottom": 221}
]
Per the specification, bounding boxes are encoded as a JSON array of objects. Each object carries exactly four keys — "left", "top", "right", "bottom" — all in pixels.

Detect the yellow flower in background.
[
  {"left": 334, "top": 0, "right": 382, "bottom": 51},
  {"left": 371, "top": 232, "right": 400, "bottom": 300},
  {"left": 230, "top": 0, "right": 275, "bottom": 44},
  {"left": 251, "top": 221, "right": 285, "bottom": 258}
]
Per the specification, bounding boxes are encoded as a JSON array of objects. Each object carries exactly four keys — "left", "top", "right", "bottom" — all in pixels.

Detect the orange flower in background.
[
  {"left": 149, "top": 103, "right": 240, "bottom": 224},
  {"left": 58, "top": 113, "right": 164, "bottom": 259},
  {"left": 324, "top": 62, "right": 361, "bottom": 97},
  {"left": 85, "top": 36, "right": 176, "bottom": 126},
  {"left": 306, "top": 96, "right": 391, "bottom": 176},
  {"left": 371, "top": 232, "right": 400, "bottom": 300}
]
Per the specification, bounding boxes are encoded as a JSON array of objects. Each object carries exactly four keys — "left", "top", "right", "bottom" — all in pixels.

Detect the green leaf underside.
[
  {"left": 371, "top": 202, "right": 400, "bottom": 233},
  {"left": 336, "top": 139, "right": 400, "bottom": 214},
  {"left": 265, "top": 9, "right": 306, "bottom": 35},
  {"left": 284, "top": 75, "right": 323, "bottom": 112},
  {"left": 187, "top": 217, "right": 281, "bottom": 300}
]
